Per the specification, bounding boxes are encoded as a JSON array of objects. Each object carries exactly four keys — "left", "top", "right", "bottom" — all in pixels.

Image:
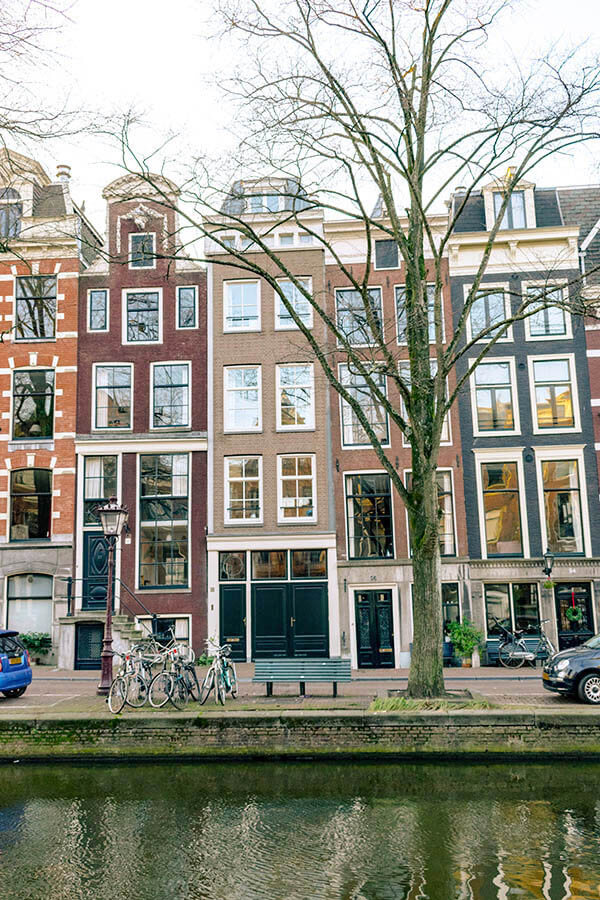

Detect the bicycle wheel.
[
  {"left": 199, "top": 669, "right": 214, "bottom": 705},
  {"left": 498, "top": 640, "right": 526, "bottom": 668},
  {"left": 149, "top": 671, "right": 173, "bottom": 708},
  {"left": 125, "top": 673, "right": 148, "bottom": 708},
  {"left": 108, "top": 676, "right": 127, "bottom": 714},
  {"left": 184, "top": 665, "right": 201, "bottom": 701},
  {"left": 215, "top": 670, "right": 226, "bottom": 705},
  {"left": 228, "top": 661, "right": 238, "bottom": 698},
  {"left": 170, "top": 676, "right": 189, "bottom": 710}
]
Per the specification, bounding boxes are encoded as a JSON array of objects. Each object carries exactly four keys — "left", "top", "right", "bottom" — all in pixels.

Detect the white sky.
[{"left": 23, "top": 0, "right": 600, "bottom": 234}]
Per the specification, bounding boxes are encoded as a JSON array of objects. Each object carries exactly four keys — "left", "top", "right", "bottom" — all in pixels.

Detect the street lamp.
[
  {"left": 96, "top": 497, "right": 128, "bottom": 695},
  {"left": 542, "top": 547, "right": 555, "bottom": 578}
]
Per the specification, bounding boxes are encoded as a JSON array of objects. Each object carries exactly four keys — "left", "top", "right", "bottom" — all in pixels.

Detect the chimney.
[{"left": 56, "top": 164, "right": 71, "bottom": 183}]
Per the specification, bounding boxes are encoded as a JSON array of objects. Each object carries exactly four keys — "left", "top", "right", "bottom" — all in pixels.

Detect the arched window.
[
  {"left": 0, "top": 187, "right": 22, "bottom": 238},
  {"left": 10, "top": 468, "right": 52, "bottom": 541},
  {"left": 7, "top": 574, "right": 53, "bottom": 633}
]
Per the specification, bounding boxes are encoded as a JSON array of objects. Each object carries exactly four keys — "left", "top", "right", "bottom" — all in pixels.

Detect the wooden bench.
[{"left": 253, "top": 658, "right": 352, "bottom": 697}]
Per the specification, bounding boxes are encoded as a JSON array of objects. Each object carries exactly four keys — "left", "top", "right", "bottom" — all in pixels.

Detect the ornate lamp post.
[
  {"left": 96, "top": 497, "right": 128, "bottom": 695},
  {"left": 542, "top": 548, "right": 555, "bottom": 579}
]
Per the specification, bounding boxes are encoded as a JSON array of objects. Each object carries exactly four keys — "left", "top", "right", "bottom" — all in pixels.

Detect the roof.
[
  {"left": 32, "top": 183, "right": 67, "bottom": 218},
  {"left": 451, "top": 187, "right": 564, "bottom": 233},
  {"left": 559, "top": 186, "right": 600, "bottom": 285}
]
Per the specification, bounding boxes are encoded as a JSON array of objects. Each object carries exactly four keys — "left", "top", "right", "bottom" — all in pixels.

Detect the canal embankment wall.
[{"left": 1, "top": 710, "right": 600, "bottom": 760}]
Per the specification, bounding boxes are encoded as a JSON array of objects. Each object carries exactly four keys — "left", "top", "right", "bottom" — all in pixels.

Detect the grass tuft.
[{"left": 370, "top": 696, "right": 494, "bottom": 712}]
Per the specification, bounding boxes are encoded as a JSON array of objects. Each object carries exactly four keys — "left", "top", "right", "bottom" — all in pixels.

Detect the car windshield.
[
  {"left": 0, "top": 635, "right": 24, "bottom": 654},
  {"left": 583, "top": 634, "right": 600, "bottom": 650}
]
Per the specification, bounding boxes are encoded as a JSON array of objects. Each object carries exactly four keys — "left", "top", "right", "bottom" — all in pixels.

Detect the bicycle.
[
  {"left": 493, "top": 616, "right": 556, "bottom": 668},
  {"left": 199, "top": 640, "right": 238, "bottom": 705},
  {"left": 107, "top": 651, "right": 149, "bottom": 713}
]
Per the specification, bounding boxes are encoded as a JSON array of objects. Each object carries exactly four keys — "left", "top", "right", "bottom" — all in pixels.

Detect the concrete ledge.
[{"left": 1, "top": 710, "right": 600, "bottom": 761}]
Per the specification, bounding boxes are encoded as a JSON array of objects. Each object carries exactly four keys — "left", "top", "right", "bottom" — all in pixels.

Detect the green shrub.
[
  {"left": 447, "top": 620, "right": 484, "bottom": 659},
  {"left": 19, "top": 632, "right": 52, "bottom": 656},
  {"left": 195, "top": 652, "right": 214, "bottom": 666}
]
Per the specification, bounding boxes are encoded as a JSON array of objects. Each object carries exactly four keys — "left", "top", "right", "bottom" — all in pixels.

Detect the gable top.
[
  {"left": 0, "top": 148, "right": 51, "bottom": 188},
  {"left": 102, "top": 173, "right": 180, "bottom": 202}
]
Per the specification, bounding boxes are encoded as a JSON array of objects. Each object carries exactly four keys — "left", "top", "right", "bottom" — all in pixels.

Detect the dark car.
[
  {"left": 543, "top": 635, "right": 600, "bottom": 704},
  {"left": 0, "top": 630, "right": 32, "bottom": 698}
]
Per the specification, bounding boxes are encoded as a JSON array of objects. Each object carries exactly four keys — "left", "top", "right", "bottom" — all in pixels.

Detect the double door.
[
  {"left": 252, "top": 582, "right": 329, "bottom": 659},
  {"left": 355, "top": 590, "right": 395, "bottom": 668}
]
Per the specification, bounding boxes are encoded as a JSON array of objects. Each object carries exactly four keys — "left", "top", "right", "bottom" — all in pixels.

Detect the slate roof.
[
  {"left": 451, "top": 187, "right": 565, "bottom": 233},
  {"left": 32, "top": 183, "right": 67, "bottom": 218},
  {"left": 451, "top": 193, "right": 486, "bottom": 232},
  {"left": 557, "top": 186, "right": 600, "bottom": 286}
]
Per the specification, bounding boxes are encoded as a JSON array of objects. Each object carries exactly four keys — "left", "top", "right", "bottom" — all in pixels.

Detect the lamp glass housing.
[
  {"left": 97, "top": 499, "right": 128, "bottom": 538},
  {"left": 543, "top": 547, "right": 555, "bottom": 576}
]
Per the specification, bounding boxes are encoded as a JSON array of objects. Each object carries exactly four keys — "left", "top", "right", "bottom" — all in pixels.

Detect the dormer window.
[
  {"left": 248, "top": 193, "right": 280, "bottom": 213},
  {"left": 129, "top": 232, "right": 156, "bottom": 268},
  {"left": 493, "top": 190, "right": 526, "bottom": 230},
  {"left": 0, "top": 187, "right": 22, "bottom": 238}
]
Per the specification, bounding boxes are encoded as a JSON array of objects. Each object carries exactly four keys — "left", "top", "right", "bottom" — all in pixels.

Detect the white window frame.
[
  {"left": 277, "top": 453, "right": 317, "bottom": 524},
  {"left": 276, "top": 363, "right": 315, "bottom": 431},
  {"left": 335, "top": 286, "right": 384, "bottom": 347},
  {"left": 121, "top": 288, "right": 163, "bottom": 346},
  {"left": 92, "top": 362, "right": 134, "bottom": 431},
  {"left": 223, "top": 279, "right": 261, "bottom": 333},
  {"left": 343, "top": 468, "right": 396, "bottom": 560},
  {"left": 223, "top": 365, "right": 262, "bottom": 433},
  {"left": 528, "top": 353, "right": 580, "bottom": 435},
  {"left": 128, "top": 231, "right": 156, "bottom": 270},
  {"left": 224, "top": 455, "right": 263, "bottom": 525},
  {"left": 395, "top": 283, "right": 444, "bottom": 345},
  {"left": 403, "top": 467, "right": 458, "bottom": 558},
  {"left": 274, "top": 277, "right": 313, "bottom": 330},
  {"left": 374, "top": 239, "right": 399, "bottom": 271},
  {"left": 87, "top": 288, "right": 110, "bottom": 333},
  {"left": 533, "top": 445, "right": 591, "bottom": 557},
  {"left": 338, "top": 362, "right": 390, "bottom": 449},
  {"left": 10, "top": 366, "right": 55, "bottom": 443},
  {"left": 473, "top": 448, "right": 530, "bottom": 560},
  {"left": 176, "top": 285, "right": 198, "bottom": 330},
  {"left": 279, "top": 233, "right": 294, "bottom": 247},
  {"left": 522, "top": 281, "right": 572, "bottom": 342},
  {"left": 464, "top": 283, "right": 512, "bottom": 344},
  {"left": 470, "top": 356, "right": 520, "bottom": 437},
  {"left": 149, "top": 361, "right": 191, "bottom": 431},
  {"left": 399, "top": 359, "right": 452, "bottom": 447}
]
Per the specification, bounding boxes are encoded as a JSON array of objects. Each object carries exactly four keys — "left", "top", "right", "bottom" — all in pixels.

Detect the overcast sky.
[{"left": 28, "top": 0, "right": 600, "bottom": 233}]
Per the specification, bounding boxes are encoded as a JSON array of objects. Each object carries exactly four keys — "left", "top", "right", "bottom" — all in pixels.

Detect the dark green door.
[
  {"left": 82, "top": 532, "right": 113, "bottom": 610},
  {"left": 252, "top": 583, "right": 328, "bottom": 659},
  {"left": 220, "top": 584, "right": 247, "bottom": 660},
  {"left": 555, "top": 583, "right": 595, "bottom": 650},
  {"left": 75, "top": 622, "right": 104, "bottom": 670},
  {"left": 355, "top": 590, "right": 395, "bottom": 668},
  {"left": 290, "top": 583, "right": 328, "bottom": 657},
  {"left": 252, "top": 584, "right": 288, "bottom": 658}
]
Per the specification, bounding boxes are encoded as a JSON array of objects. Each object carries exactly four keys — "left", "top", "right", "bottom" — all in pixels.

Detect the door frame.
[
  {"left": 554, "top": 581, "right": 596, "bottom": 650},
  {"left": 354, "top": 588, "right": 396, "bottom": 668},
  {"left": 74, "top": 621, "right": 104, "bottom": 670},
  {"left": 349, "top": 583, "right": 400, "bottom": 669}
]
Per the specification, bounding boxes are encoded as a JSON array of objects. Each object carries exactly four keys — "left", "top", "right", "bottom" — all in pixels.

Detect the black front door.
[
  {"left": 82, "top": 532, "right": 113, "bottom": 610},
  {"left": 355, "top": 590, "right": 395, "bottom": 667},
  {"left": 252, "top": 583, "right": 328, "bottom": 659},
  {"left": 555, "top": 583, "right": 595, "bottom": 650},
  {"left": 75, "top": 622, "right": 104, "bottom": 670},
  {"left": 220, "top": 584, "right": 247, "bottom": 660}
]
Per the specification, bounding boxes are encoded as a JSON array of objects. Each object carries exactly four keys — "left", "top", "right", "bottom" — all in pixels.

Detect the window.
[
  {"left": 473, "top": 361, "right": 516, "bottom": 433},
  {"left": 396, "top": 284, "right": 441, "bottom": 344},
  {"left": 346, "top": 473, "right": 393, "bottom": 559},
  {"left": 526, "top": 286, "right": 568, "bottom": 338},
  {"left": 275, "top": 279, "right": 313, "bottom": 329},
  {"left": 83, "top": 456, "right": 117, "bottom": 525},
  {"left": 493, "top": 190, "right": 526, "bottom": 229},
  {"left": 291, "top": 550, "right": 327, "bottom": 579},
  {"left": 336, "top": 288, "right": 383, "bottom": 346},
  {"left": 224, "top": 281, "right": 260, "bottom": 331},
  {"left": 340, "top": 365, "right": 389, "bottom": 447},
  {"left": 177, "top": 286, "right": 197, "bottom": 329},
  {"left": 299, "top": 233, "right": 313, "bottom": 245},
  {"left": 375, "top": 239, "right": 398, "bottom": 270},
  {"left": 0, "top": 187, "right": 22, "bottom": 238},
  {"left": 251, "top": 551, "right": 287, "bottom": 579},
  {"left": 88, "top": 289, "right": 108, "bottom": 332},
  {"left": 542, "top": 459, "right": 584, "bottom": 554},
  {"left": 406, "top": 470, "right": 455, "bottom": 557},
  {"left": 10, "top": 469, "right": 51, "bottom": 541},
  {"left": 222, "top": 236, "right": 236, "bottom": 249},
  {"left": 219, "top": 551, "right": 246, "bottom": 580},
  {"left": 224, "top": 366, "right": 261, "bottom": 431},
  {"left": 278, "top": 455, "right": 316, "bottom": 522},
  {"left": 276, "top": 364, "right": 314, "bottom": 430},
  {"left": 225, "top": 457, "right": 261, "bottom": 523},
  {"left": 129, "top": 232, "right": 155, "bottom": 268},
  {"left": 12, "top": 369, "right": 54, "bottom": 440},
  {"left": 139, "top": 454, "right": 189, "bottom": 588},
  {"left": 124, "top": 290, "right": 161, "bottom": 343},
  {"left": 279, "top": 233, "right": 294, "bottom": 247},
  {"left": 442, "top": 583, "right": 461, "bottom": 633},
  {"left": 485, "top": 583, "right": 540, "bottom": 637},
  {"left": 468, "top": 289, "right": 508, "bottom": 341},
  {"left": 7, "top": 574, "right": 53, "bottom": 633},
  {"left": 152, "top": 363, "right": 190, "bottom": 429},
  {"left": 398, "top": 359, "right": 451, "bottom": 445},
  {"left": 248, "top": 193, "right": 279, "bottom": 213},
  {"left": 481, "top": 462, "right": 522, "bottom": 557},
  {"left": 15, "top": 276, "right": 56, "bottom": 341},
  {"left": 531, "top": 358, "right": 576, "bottom": 430},
  {"left": 94, "top": 365, "right": 132, "bottom": 429}
]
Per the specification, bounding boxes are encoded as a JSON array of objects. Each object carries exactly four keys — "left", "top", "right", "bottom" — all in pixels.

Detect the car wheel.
[
  {"left": 577, "top": 673, "right": 600, "bottom": 705},
  {"left": 1, "top": 686, "right": 27, "bottom": 698}
]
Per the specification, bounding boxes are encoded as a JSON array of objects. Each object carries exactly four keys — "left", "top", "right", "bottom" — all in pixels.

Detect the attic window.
[
  {"left": 493, "top": 190, "right": 525, "bottom": 230},
  {"left": 129, "top": 232, "right": 156, "bottom": 268},
  {"left": 0, "top": 187, "right": 22, "bottom": 239},
  {"left": 248, "top": 193, "right": 280, "bottom": 213}
]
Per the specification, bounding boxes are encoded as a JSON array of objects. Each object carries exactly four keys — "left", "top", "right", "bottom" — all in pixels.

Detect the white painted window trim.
[
  {"left": 121, "top": 287, "right": 163, "bottom": 346},
  {"left": 176, "top": 285, "right": 198, "bottom": 330},
  {"left": 274, "top": 276, "right": 313, "bottom": 331},
  {"left": 373, "top": 239, "right": 399, "bottom": 271},
  {"left": 135, "top": 613, "right": 192, "bottom": 641},
  {"left": 343, "top": 468, "right": 396, "bottom": 561},
  {"left": 13, "top": 273, "right": 58, "bottom": 343},
  {"left": 149, "top": 360, "right": 192, "bottom": 431},
  {"left": 527, "top": 353, "right": 580, "bottom": 435},
  {"left": 395, "top": 282, "right": 445, "bottom": 345},
  {"left": 275, "top": 363, "right": 315, "bottom": 431},
  {"left": 277, "top": 453, "right": 317, "bottom": 524},
  {"left": 522, "top": 280, "right": 571, "bottom": 341},
  {"left": 403, "top": 467, "right": 458, "bottom": 558},
  {"left": 92, "top": 361, "right": 134, "bottom": 432},
  {"left": 472, "top": 447, "right": 530, "bottom": 560},
  {"left": 464, "top": 282, "right": 512, "bottom": 344},
  {"left": 338, "top": 362, "right": 390, "bottom": 449},
  {"left": 223, "top": 279, "right": 261, "bottom": 333},
  {"left": 224, "top": 455, "right": 263, "bottom": 526},
  {"left": 335, "top": 285, "right": 384, "bottom": 347},
  {"left": 482, "top": 182, "right": 536, "bottom": 231},
  {"left": 11, "top": 365, "right": 55, "bottom": 443},
  {"left": 469, "top": 355, "right": 521, "bottom": 438},
  {"left": 278, "top": 232, "right": 295, "bottom": 248},
  {"left": 128, "top": 231, "right": 156, "bottom": 270},
  {"left": 532, "top": 444, "right": 591, "bottom": 557},
  {"left": 87, "top": 288, "right": 110, "bottom": 333},
  {"left": 399, "top": 359, "right": 452, "bottom": 447},
  {"left": 223, "top": 365, "right": 262, "bottom": 433}
]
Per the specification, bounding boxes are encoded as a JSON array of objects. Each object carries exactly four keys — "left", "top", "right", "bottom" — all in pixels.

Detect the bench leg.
[
  {"left": 266, "top": 683, "right": 273, "bottom": 698},
  {"left": 299, "top": 682, "right": 305, "bottom": 697},
  {"left": 333, "top": 682, "right": 338, "bottom": 698}
]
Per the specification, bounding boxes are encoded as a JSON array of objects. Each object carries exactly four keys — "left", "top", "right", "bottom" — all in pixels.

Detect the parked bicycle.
[
  {"left": 199, "top": 640, "right": 238, "bottom": 705},
  {"left": 492, "top": 616, "right": 557, "bottom": 668}
]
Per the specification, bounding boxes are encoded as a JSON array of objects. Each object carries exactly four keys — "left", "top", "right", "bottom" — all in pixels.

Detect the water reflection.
[{"left": 0, "top": 762, "right": 599, "bottom": 899}]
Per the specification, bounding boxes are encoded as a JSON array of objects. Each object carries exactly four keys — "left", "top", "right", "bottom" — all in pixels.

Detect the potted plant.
[
  {"left": 19, "top": 632, "right": 52, "bottom": 665},
  {"left": 447, "top": 620, "right": 484, "bottom": 668}
]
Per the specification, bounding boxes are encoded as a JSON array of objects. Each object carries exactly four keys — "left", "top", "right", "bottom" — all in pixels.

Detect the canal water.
[{"left": 1, "top": 761, "right": 599, "bottom": 899}]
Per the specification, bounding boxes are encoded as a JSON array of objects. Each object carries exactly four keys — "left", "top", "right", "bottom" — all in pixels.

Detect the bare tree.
[{"left": 118, "top": 0, "right": 600, "bottom": 696}]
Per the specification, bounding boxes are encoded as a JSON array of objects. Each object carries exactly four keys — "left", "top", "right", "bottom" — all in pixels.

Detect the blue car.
[{"left": 0, "top": 630, "right": 32, "bottom": 698}]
